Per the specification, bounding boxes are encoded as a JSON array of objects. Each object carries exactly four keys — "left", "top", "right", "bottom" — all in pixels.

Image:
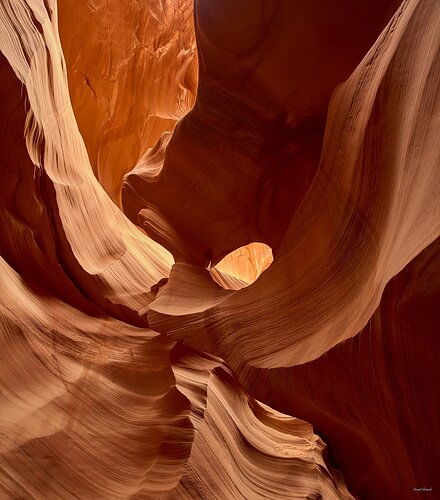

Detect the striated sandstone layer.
[
  {"left": 144, "top": 0, "right": 440, "bottom": 368},
  {"left": 1, "top": 0, "right": 439, "bottom": 499}
]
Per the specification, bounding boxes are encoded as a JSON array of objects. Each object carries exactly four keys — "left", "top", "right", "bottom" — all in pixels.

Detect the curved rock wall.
[{"left": 0, "top": 0, "right": 438, "bottom": 498}]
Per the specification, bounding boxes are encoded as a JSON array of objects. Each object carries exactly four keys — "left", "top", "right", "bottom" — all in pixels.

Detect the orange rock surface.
[{"left": 0, "top": 0, "right": 438, "bottom": 498}]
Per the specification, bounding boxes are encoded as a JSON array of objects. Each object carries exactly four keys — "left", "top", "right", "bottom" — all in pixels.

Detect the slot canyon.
[{"left": 0, "top": 0, "right": 439, "bottom": 498}]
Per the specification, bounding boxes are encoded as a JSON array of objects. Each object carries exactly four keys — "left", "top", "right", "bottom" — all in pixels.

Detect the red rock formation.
[
  {"left": 59, "top": 0, "right": 197, "bottom": 205},
  {"left": 236, "top": 237, "right": 440, "bottom": 499},
  {"left": 146, "top": 0, "right": 440, "bottom": 369},
  {"left": 0, "top": 0, "right": 438, "bottom": 499},
  {"left": 123, "top": 0, "right": 402, "bottom": 265}
]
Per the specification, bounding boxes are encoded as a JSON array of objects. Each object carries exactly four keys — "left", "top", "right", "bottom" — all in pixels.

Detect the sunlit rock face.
[
  {"left": 0, "top": 1, "right": 439, "bottom": 499},
  {"left": 59, "top": 0, "right": 197, "bottom": 205},
  {"left": 213, "top": 243, "right": 273, "bottom": 287}
]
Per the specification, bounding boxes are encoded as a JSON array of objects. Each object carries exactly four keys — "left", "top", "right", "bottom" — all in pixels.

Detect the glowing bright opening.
[{"left": 213, "top": 242, "right": 273, "bottom": 287}]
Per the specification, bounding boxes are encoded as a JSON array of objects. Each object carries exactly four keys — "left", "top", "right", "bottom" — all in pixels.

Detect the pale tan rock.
[{"left": 0, "top": 1, "right": 439, "bottom": 499}]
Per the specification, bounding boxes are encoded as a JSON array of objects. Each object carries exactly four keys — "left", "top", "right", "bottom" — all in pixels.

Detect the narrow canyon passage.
[{"left": 0, "top": 1, "right": 439, "bottom": 499}]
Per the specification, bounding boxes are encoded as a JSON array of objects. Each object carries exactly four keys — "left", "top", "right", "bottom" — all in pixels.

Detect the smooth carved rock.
[{"left": 0, "top": 0, "right": 439, "bottom": 499}]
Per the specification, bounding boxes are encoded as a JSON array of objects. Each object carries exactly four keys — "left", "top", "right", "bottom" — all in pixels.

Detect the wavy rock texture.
[
  {"left": 144, "top": 0, "right": 440, "bottom": 367},
  {"left": 243, "top": 237, "right": 440, "bottom": 499},
  {"left": 0, "top": 0, "right": 439, "bottom": 499},
  {"left": 171, "top": 346, "right": 354, "bottom": 500}
]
